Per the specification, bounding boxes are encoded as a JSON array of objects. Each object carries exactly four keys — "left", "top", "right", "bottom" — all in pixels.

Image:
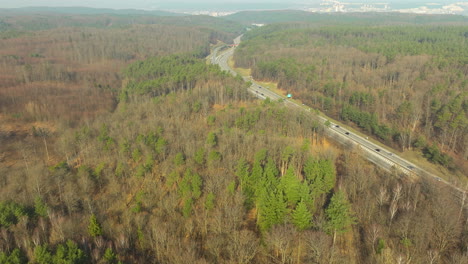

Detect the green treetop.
[
  {"left": 292, "top": 199, "right": 313, "bottom": 231},
  {"left": 280, "top": 166, "right": 302, "bottom": 206},
  {"left": 325, "top": 191, "right": 356, "bottom": 244},
  {"left": 88, "top": 214, "right": 103, "bottom": 237}
]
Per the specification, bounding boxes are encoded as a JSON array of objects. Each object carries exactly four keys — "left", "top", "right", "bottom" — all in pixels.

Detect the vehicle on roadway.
[{"left": 211, "top": 38, "right": 444, "bottom": 187}]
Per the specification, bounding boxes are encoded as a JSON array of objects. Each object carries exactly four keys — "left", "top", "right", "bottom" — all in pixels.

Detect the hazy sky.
[
  {"left": 0, "top": 0, "right": 454, "bottom": 10},
  {"left": 0, "top": 0, "right": 155, "bottom": 9},
  {"left": 0, "top": 0, "right": 279, "bottom": 9}
]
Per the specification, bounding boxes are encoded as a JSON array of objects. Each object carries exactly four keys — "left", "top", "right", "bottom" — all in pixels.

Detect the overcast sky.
[
  {"left": 0, "top": 0, "right": 454, "bottom": 9},
  {"left": 0, "top": 0, "right": 153, "bottom": 9},
  {"left": 0, "top": 0, "right": 277, "bottom": 9}
]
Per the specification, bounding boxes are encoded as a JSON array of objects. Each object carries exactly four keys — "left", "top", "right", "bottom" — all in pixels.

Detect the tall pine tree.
[
  {"left": 292, "top": 199, "right": 312, "bottom": 231},
  {"left": 258, "top": 189, "right": 287, "bottom": 232},
  {"left": 280, "top": 166, "right": 302, "bottom": 206},
  {"left": 262, "top": 158, "right": 280, "bottom": 192},
  {"left": 88, "top": 214, "right": 103, "bottom": 237},
  {"left": 325, "top": 191, "right": 356, "bottom": 245}
]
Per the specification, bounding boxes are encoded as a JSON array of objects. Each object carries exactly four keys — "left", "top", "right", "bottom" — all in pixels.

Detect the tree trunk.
[{"left": 43, "top": 137, "right": 50, "bottom": 162}]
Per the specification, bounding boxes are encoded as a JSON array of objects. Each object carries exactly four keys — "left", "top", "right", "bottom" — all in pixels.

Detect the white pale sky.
[
  {"left": 0, "top": 0, "right": 454, "bottom": 9},
  {"left": 0, "top": 0, "right": 154, "bottom": 9},
  {"left": 0, "top": 0, "right": 278, "bottom": 9}
]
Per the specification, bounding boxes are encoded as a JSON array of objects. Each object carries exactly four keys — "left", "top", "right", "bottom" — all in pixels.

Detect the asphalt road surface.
[{"left": 210, "top": 37, "right": 467, "bottom": 200}]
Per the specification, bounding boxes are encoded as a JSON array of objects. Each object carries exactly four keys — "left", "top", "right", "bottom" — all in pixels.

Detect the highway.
[{"left": 210, "top": 37, "right": 467, "bottom": 198}]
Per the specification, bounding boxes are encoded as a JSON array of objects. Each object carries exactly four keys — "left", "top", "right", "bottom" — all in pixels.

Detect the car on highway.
[
  {"left": 407, "top": 165, "right": 414, "bottom": 170},
  {"left": 345, "top": 132, "right": 350, "bottom": 135},
  {"left": 375, "top": 148, "right": 381, "bottom": 152},
  {"left": 335, "top": 125, "right": 340, "bottom": 128}
]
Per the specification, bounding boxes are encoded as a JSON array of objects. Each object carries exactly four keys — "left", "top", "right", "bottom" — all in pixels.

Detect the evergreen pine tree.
[
  {"left": 299, "top": 182, "right": 315, "bottom": 212},
  {"left": 273, "top": 190, "right": 288, "bottom": 226},
  {"left": 236, "top": 158, "right": 250, "bottom": 190},
  {"left": 251, "top": 161, "right": 264, "bottom": 200},
  {"left": 304, "top": 158, "right": 336, "bottom": 196},
  {"left": 206, "top": 132, "right": 218, "bottom": 147},
  {"left": 262, "top": 158, "right": 279, "bottom": 191},
  {"left": 194, "top": 147, "right": 205, "bottom": 166},
  {"left": 254, "top": 148, "right": 268, "bottom": 165},
  {"left": 280, "top": 166, "right": 302, "bottom": 206},
  {"left": 0, "top": 248, "right": 27, "bottom": 264},
  {"left": 303, "top": 157, "right": 320, "bottom": 185},
  {"left": 34, "top": 196, "right": 48, "bottom": 217},
  {"left": 182, "top": 198, "right": 193, "bottom": 218},
  {"left": 258, "top": 189, "right": 287, "bottom": 232},
  {"left": 292, "top": 199, "right": 312, "bottom": 230},
  {"left": 319, "top": 159, "right": 336, "bottom": 193},
  {"left": 173, "top": 152, "right": 185, "bottom": 166},
  {"left": 34, "top": 244, "right": 53, "bottom": 264},
  {"left": 191, "top": 172, "right": 203, "bottom": 199},
  {"left": 204, "top": 192, "right": 215, "bottom": 211},
  {"left": 54, "top": 240, "right": 86, "bottom": 264},
  {"left": 102, "top": 248, "right": 118, "bottom": 264},
  {"left": 236, "top": 158, "right": 255, "bottom": 206},
  {"left": 325, "top": 191, "right": 356, "bottom": 245},
  {"left": 88, "top": 214, "right": 103, "bottom": 237}
]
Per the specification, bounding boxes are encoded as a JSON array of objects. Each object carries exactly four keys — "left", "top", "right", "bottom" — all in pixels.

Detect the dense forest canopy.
[
  {"left": 0, "top": 10, "right": 467, "bottom": 264},
  {"left": 226, "top": 10, "right": 468, "bottom": 25},
  {"left": 234, "top": 23, "right": 468, "bottom": 177},
  {"left": 0, "top": 13, "right": 243, "bottom": 34},
  {"left": 2, "top": 52, "right": 466, "bottom": 263},
  {"left": 0, "top": 14, "right": 242, "bottom": 125}
]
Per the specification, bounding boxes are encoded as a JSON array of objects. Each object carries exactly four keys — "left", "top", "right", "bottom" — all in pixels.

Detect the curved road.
[{"left": 210, "top": 37, "right": 467, "bottom": 199}]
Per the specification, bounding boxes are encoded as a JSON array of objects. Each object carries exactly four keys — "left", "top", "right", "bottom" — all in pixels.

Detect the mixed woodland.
[
  {"left": 0, "top": 10, "right": 467, "bottom": 264},
  {"left": 234, "top": 23, "right": 468, "bottom": 180}
]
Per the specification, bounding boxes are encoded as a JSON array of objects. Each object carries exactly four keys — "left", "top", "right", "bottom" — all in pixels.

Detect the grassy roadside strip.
[{"left": 227, "top": 52, "right": 464, "bottom": 186}]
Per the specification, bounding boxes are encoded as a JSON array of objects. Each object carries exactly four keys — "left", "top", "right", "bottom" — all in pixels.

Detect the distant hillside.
[
  {"left": 0, "top": 6, "right": 182, "bottom": 16},
  {"left": 225, "top": 10, "right": 468, "bottom": 25},
  {"left": 0, "top": 13, "right": 244, "bottom": 36}
]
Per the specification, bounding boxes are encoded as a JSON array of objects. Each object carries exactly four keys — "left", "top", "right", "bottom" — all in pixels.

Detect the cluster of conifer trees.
[
  {"left": 234, "top": 23, "right": 468, "bottom": 172},
  {"left": 0, "top": 11, "right": 467, "bottom": 264}
]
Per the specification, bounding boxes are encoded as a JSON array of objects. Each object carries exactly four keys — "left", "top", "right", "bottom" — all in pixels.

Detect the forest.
[
  {"left": 0, "top": 13, "right": 241, "bottom": 124},
  {"left": 234, "top": 23, "right": 468, "bottom": 181},
  {"left": 225, "top": 10, "right": 468, "bottom": 26},
  {"left": 0, "top": 10, "right": 467, "bottom": 264}
]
